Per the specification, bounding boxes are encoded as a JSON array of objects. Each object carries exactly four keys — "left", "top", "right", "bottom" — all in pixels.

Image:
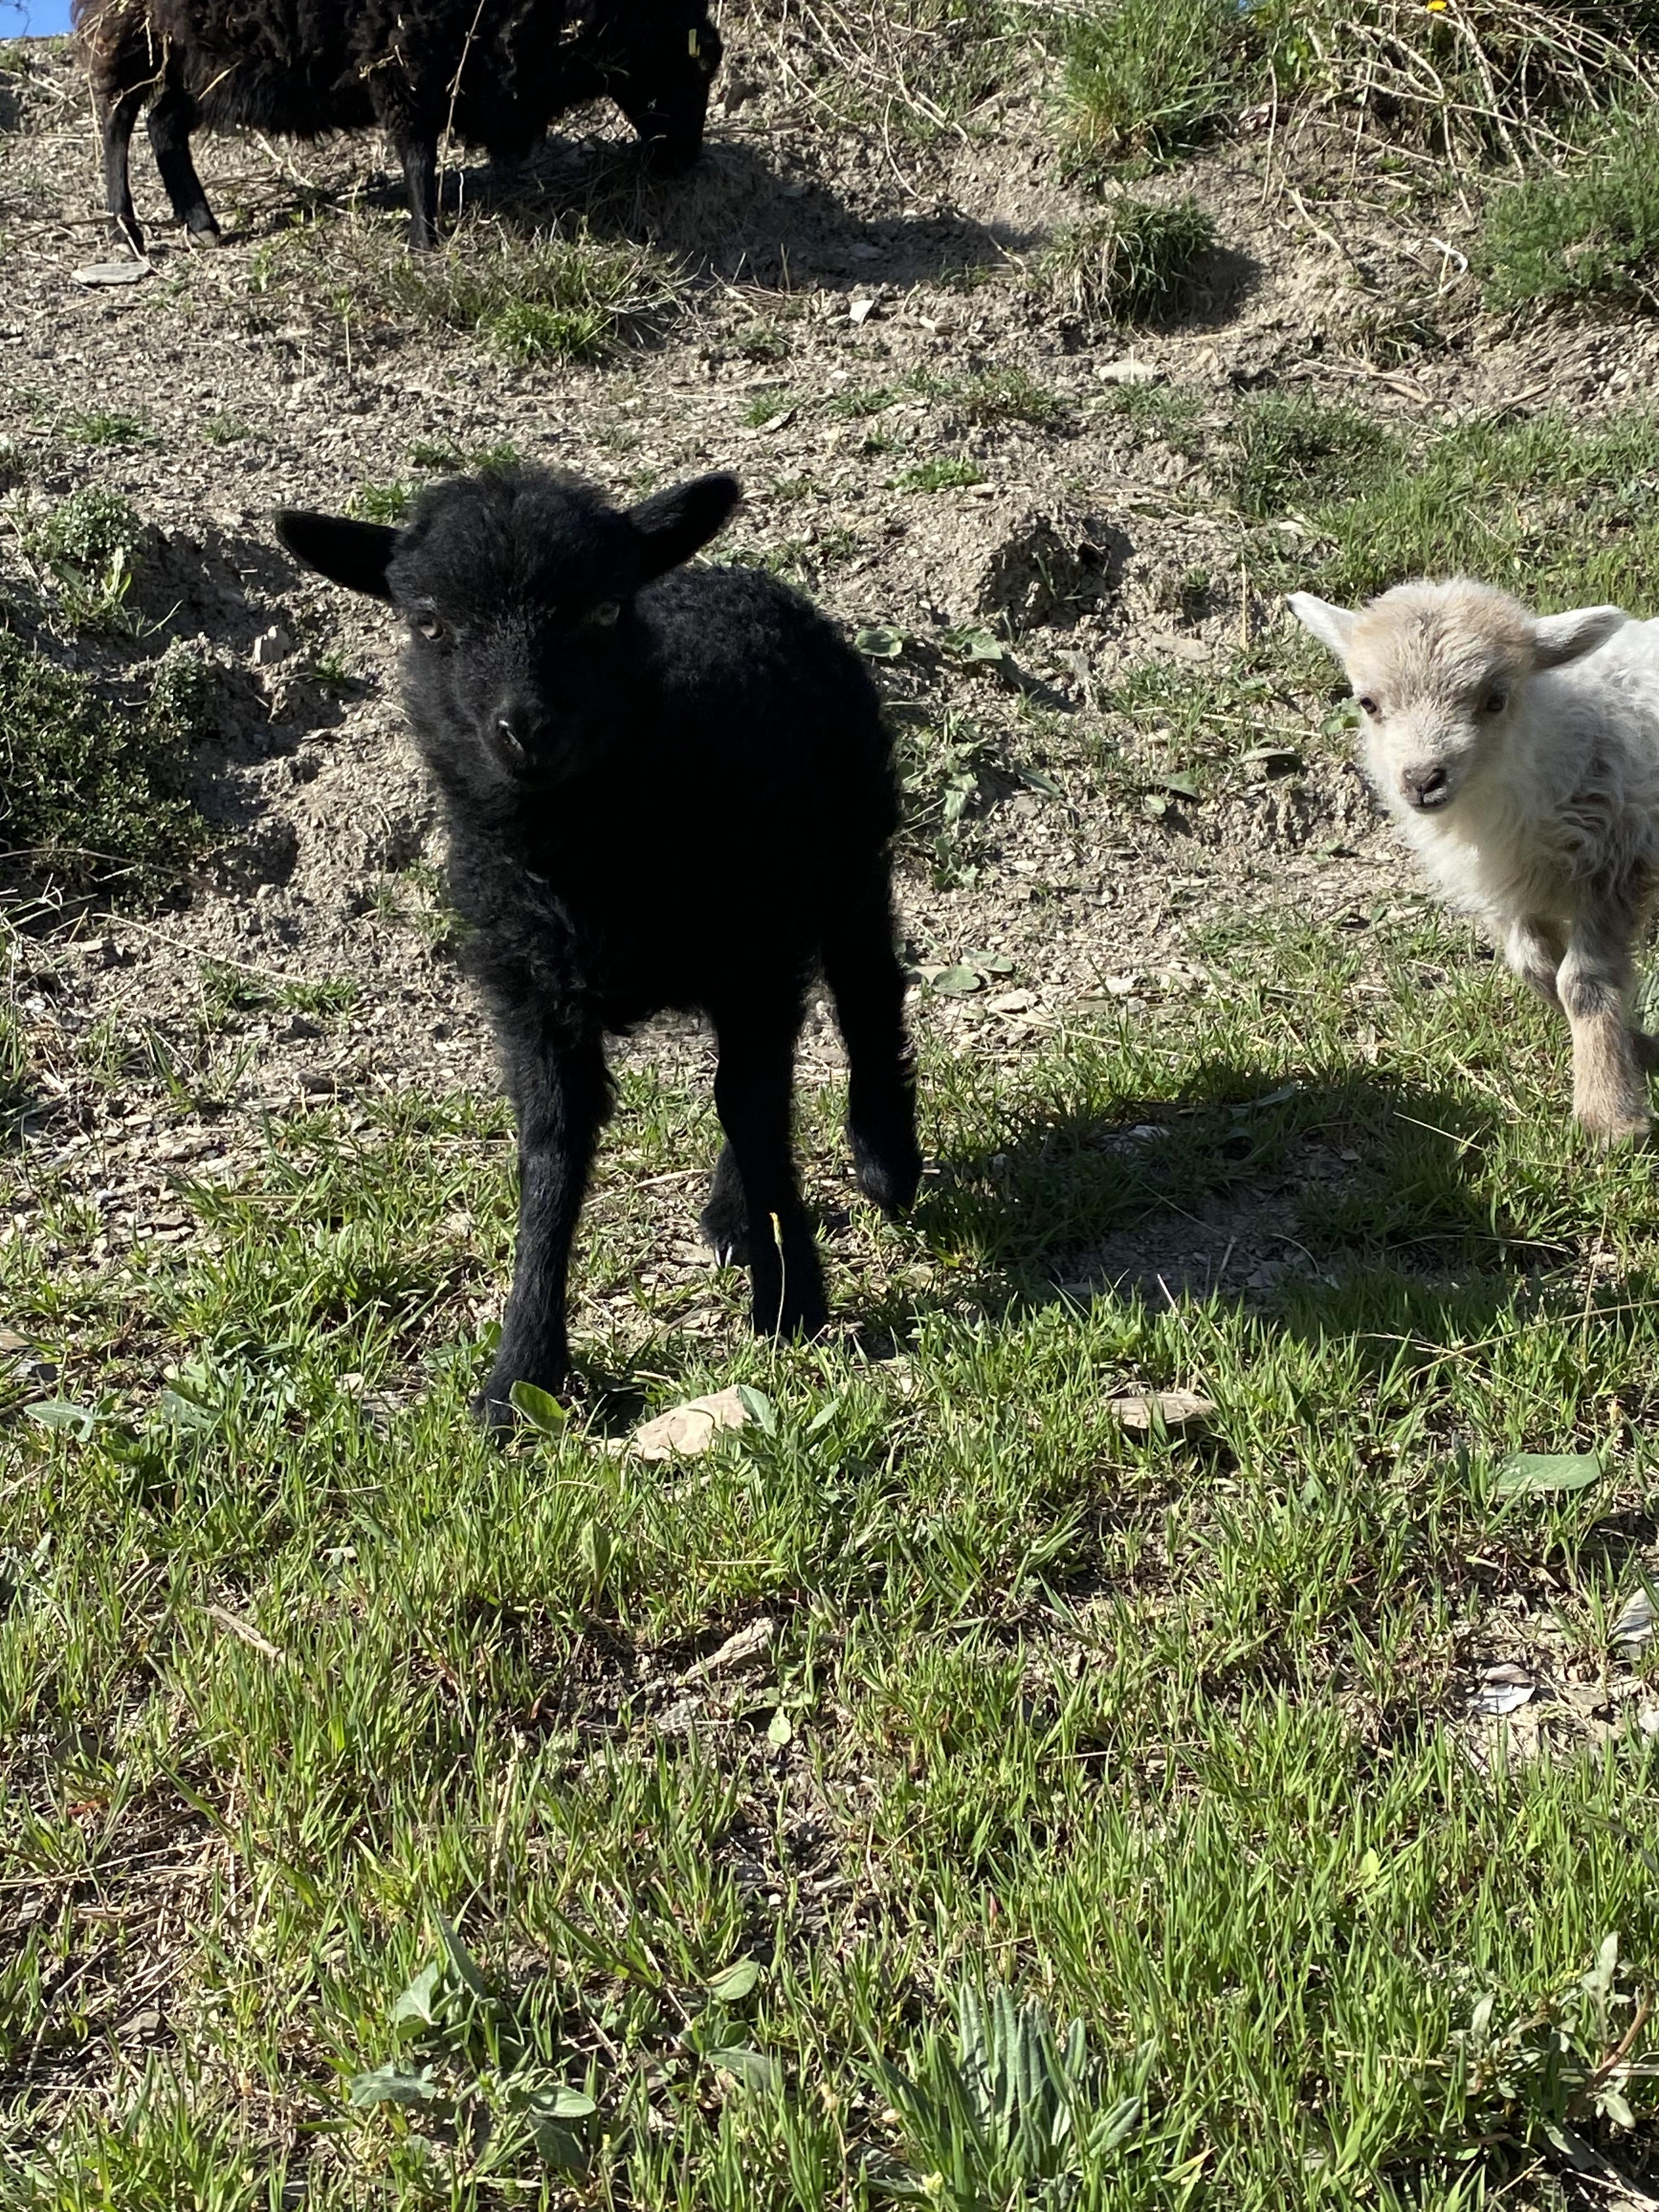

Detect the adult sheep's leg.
[
  {"left": 145, "top": 87, "right": 221, "bottom": 241},
  {"left": 397, "top": 134, "right": 441, "bottom": 251},
  {"left": 711, "top": 1002, "right": 826, "bottom": 1341},
  {"left": 100, "top": 87, "right": 147, "bottom": 252},
  {"left": 476, "top": 1029, "right": 612, "bottom": 1430},
  {"left": 822, "top": 877, "right": 922, "bottom": 1216},
  {"left": 1558, "top": 909, "right": 1651, "bottom": 1146}
]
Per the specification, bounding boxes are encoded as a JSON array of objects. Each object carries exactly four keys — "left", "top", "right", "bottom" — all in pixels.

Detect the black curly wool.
[
  {"left": 277, "top": 466, "right": 922, "bottom": 1429},
  {"left": 75, "top": 0, "right": 720, "bottom": 251}
]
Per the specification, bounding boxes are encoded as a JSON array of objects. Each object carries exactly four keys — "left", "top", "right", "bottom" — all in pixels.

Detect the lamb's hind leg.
[
  {"left": 145, "top": 86, "right": 221, "bottom": 242},
  {"left": 1558, "top": 907, "right": 1651, "bottom": 1146},
  {"left": 709, "top": 997, "right": 826, "bottom": 1341},
  {"left": 822, "top": 872, "right": 922, "bottom": 1216},
  {"left": 99, "top": 87, "right": 146, "bottom": 253}
]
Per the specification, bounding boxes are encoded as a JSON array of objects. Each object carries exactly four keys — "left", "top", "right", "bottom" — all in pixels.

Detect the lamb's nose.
[
  {"left": 494, "top": 703, "right": 538, "bottom": 766},
  {"left": 1402, "top": 763, "right": 1449, "bottom": 809}
]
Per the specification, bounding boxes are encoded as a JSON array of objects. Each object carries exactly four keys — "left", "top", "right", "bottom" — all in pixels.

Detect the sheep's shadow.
[
  {"left": 205, "top": 121, "right": 1037, "bottom": 295},
  {"left": 895, "top": 1056, "right": 1574, "bottom": 1363}
]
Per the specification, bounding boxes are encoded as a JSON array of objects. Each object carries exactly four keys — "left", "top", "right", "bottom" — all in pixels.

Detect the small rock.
[
  {"left": 849, "top": 296, "right": 878, "bottom": 325},
  {"left": 1107, "top": 1389, "right": 1215, "bottom": 1436},
  {"left": 251, "top": 625, "right": 295, "bottom": 668},
  {"left": 989, "top": 989, "right": 1034, "bottom": 1015},
  {"left": 1094, "top": 358, "right": 1161, "bottom": 386},
  {"left": 633, "top": 1386, "right": 749, "bottom": 1462}
]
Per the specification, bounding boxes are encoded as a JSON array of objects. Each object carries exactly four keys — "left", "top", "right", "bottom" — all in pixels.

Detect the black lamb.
[
  {"left": 75, "top": 0, "right": 721, "bottom": 253},
  {"left": 275, "top": 466, "right": 923, "bottom": 1429}
]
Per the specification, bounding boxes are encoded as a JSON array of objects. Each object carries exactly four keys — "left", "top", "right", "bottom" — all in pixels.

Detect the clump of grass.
[
  {"left": 200, "top": 962, "right": 359, "bottom": 1024},
  {"left": 387, "top": 225, "right": 680, "bottom": 365},
  {"left": 735, "top": 320, "right": 790, "bottom": 362},
  {"left": 956, "top": 368, "right": 1066, "bottom": 426},
  {"left": 200, "top": 413, "right": 252, "bottom": 445},
  {"left": 743, "top": 390, "right": 797, "bottom": 428},
  {"left": 1480, "top": 116, "right": 1659, "bottom": 311},
  {"left": 29, "top": 488, "right": 146, "bottom": 630},
  {"left": 1063, "top": 0, "right": 1254, "bottom": 172},
  {"left": 349, "top": 479, "right": 415, "bottom": 524},
  {"left": 0, "top": 632, "right": 211, "bottom": 896},
  {"left": 894, "top": 456, "right": 986, "bottom": 492},
  {"left": 1045, "top": 196, "right": 1216, "bottom": 328},
  {"left": 1229, "top": 391, "right": 1397, "bottom": 521},
  {"left": 60, "top": 410, "right": 159, "bottom": 450},
  {"left": 1103, "top": 379, "right": 1209, "bottom": 456}
]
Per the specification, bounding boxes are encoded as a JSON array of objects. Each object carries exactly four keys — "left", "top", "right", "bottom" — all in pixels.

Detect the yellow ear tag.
[{"left": 688, "top": 27, "right": 699, "bottom": 54}]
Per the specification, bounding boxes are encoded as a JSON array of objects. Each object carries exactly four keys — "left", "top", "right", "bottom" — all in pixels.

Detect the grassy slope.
[{"left": 9, "top": 909, "right": 1659, "bottom": 2207}]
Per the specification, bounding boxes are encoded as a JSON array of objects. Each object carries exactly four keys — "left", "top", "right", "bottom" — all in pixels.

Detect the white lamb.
[{"left": 1289, "top": 578, "right": 1659, "bottom": 1146}]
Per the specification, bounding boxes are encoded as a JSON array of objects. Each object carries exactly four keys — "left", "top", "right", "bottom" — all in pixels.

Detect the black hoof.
[{"left": 850, "top": 1130, "right": 923, "bottom": 1217}]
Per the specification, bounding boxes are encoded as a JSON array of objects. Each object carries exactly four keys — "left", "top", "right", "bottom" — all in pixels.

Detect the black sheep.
[
  {"left": 276, "top": 466, "right": 923, "bottom": 1427},
  {"left": 74, "top": 0, "right": 721, "bottom": 253}
]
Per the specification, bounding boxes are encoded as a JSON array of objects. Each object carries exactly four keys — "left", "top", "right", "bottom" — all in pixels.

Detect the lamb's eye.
[
  {"left": 1483, "top": 689, "right": 1508, "bottom": 715},
  {"left": 585, "top": 600, "right": 621, "bottom": 629},
  {"left": 1356, "top": 695, "right": 1379, "bottom": 716},
  {"left": 415, "top": 609, "right": 444, "bottom": 642}
]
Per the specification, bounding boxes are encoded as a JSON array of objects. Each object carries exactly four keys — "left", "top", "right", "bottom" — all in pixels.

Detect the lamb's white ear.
[
  {"left": 1533, "top": 604, "right": 1628, "bottom": 669},
  {"left": 1286, "top": 592, "right": 1358, "bottom": 665}
]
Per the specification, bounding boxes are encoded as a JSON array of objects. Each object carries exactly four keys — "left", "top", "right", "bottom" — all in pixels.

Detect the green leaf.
[
  {"left": 510, "top": 1379, "right": 567, "bottom": 1433},
  {"left": 157, "top": 1386, "right": 218, "bottom": 1431},
  {"left": 349, "top": 2061, "right": 439, "bottom": 2108},
  {"left": 433, "top": 1909, "right": 490, "bottom": 1999},
  {"left": 736, "top": 1384, "right": 777, "bottom": 1436},
  {"left": 517, "top": 2082, "right": 597, "bottom": 2121},
  {"left": 855, "top": 625, "right": 906, "bottom": 659},
  {"left": 1156, "top": 771, "right": 1201, "bottom": 800},
  {"left": 24, "top": 1400, "right": 99, "bottom": 1438},
  {"left": 962, "top": 950, "right": 1015, "bottom": 975},
  {"left": 708, "top": 2044, "right": 779, "bottom": 2089},
  {"left": 1493, "top": 1452, "right": 1602, "bottom": 1497},
  {"left": 1016, "top": 765, "right": 1065, "bottom": 799},
  {"left": 391, "top": 1961, "right": 443, "bottom": 2034},
  {"left": 766, "top": 1705, "right": 794, "bottom": 1748},
  {"left": 578, "top": 1517, "right": 613, "bottom": 1594},
  {"left": 706, "top": 1957, "right": 764, "bottom": 2004},
  {"left": 932, "top": 965, "right": 984, "bottom": 996}
]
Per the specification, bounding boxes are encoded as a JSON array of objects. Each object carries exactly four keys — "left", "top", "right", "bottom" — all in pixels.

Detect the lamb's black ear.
[
  {"left": 627, "top": 473, "right": 741, "bottom": 581},
  {"left": 275, "top": 510, "right": 398, "bottom": 601}
]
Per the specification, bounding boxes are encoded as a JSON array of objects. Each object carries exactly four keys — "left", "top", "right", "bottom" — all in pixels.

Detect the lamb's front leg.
[
  {"left": 1504, "top": 916, "right": 1566, "bottom": 1008},
  {"left": 1558, "top": 908, "right": 1651, "bottom": 1147},
  {"left": 476, "top": 1029, "right": 612, "bottom": 1430}
]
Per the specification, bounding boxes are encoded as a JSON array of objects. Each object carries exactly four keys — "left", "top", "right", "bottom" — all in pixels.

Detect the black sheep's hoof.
[
  {"left": 185, "top": 218, "right": 222, "bottom": 247},
  {"left": 699, "top": 1199, "right": 749, "bottom": 1268},
  {"left": 850, "top": 1131, "right": 923, "bottom": 1217}
]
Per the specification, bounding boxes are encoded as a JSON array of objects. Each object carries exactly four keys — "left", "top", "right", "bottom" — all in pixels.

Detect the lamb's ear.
[
  {"left": 1286, "top": 591, "right": 1359, "bottom": 665},
  {"left": 627, "top": 473, "right": 742, "bottom": 581},
  {"left": 275, "top": 510, "right": 398, "bottom": 601},
  {"left": 1533, "top": 603, "right": 1627, "bottom": 669}
]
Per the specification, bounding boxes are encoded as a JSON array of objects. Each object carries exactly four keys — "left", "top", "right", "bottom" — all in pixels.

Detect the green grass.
[
  {"left": 0, "top": 632, "right": 212, "bottom": 896},
  {"left": 1229, "top": 391, "right": 1399, "bottom": 523},
  {"left": 1045, "top": 196, "right": 1217, "bottom": 328},
  {"left": 1272, "top": 407, "right": 1659, "bottom": 610},
  {"left": 9, "top": 911, "right": 1659, "bottom": 2201},
  {"left": 893, "top": 456, "right": 986, "bottom": 493},
  {"left": 349, "top": 479, "right": 416, "bottom": 524},
  {"left": 58, "top": 410, "right": 159, "bottom": 450},
  {"left": 385, "top": 225, "right": 682, "bottom": 366},
  {"left": 26, "top": 488, "right": 146, "bottom": 630},
  {"left": 1480, "top": 116, "right": 1659, "bottom": 312},
  {"left": 1063, "top": 0, "right": 1255, "bottom": 171},
  {"left": 955, "top": 368, "right": 1066, "bottom": 427}
]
